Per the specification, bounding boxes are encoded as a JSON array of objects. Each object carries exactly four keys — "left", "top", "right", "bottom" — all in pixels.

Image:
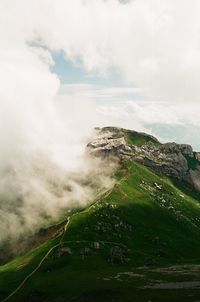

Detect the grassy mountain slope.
[{"left": 1, "top": 160, "right": 200, "bottom": 302}]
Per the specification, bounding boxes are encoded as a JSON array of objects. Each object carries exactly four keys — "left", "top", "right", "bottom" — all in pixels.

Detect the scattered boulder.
[
  {"left": 56, "top": 247, "right": 72, "bottom": 257},
  {"left": 154, "top": 183, "right": 162, "bottom": 190},
  {"left": 80, "top": 247, "right": 92, "bottom": 259},
  {"left": 110, "top": 246, "right": 124, "bottom": 264},
  {"left": 91, "top": 242, "right": 100, "bottom": 249}
]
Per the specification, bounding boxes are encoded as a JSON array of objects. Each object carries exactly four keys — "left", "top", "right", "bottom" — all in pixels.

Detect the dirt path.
[
  {"left": 0, "top": 217, "right": 71, "bottom": 302},
  {"left": 0, "top": 189, "right": 114, "bottom": 302},
  {"left": 1, "top": 243, "right": 60, "bottom": 302}
]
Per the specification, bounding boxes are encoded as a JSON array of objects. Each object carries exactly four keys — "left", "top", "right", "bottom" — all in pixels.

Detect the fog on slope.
[
  {"left": 1, "top": 0, "right": 200, "bottom": 243},
  {"left": 0, "top": 82, "right": 117, "bottom": 244},
  {"left": 0, "top": 11, "right": 116, "bottom": 243},
  {"left": 0, "top": 148, "right": 116, "bottom": 244}
]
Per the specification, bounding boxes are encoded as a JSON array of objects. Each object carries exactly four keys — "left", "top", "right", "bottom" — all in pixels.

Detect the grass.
[
  {"left": 0, "top": 161, "right": 200, "bottom": 301},
  {"left": 185, "top": 155, "right": 199, "bottom": 170},
  {"left": 125, "top": 130, "right": 161, "bottom": 147}
]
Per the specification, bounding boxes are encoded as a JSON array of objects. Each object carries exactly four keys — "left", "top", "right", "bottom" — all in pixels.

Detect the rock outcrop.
[{"left": 87, "top": 127, "right": 200, "bottom": 193}]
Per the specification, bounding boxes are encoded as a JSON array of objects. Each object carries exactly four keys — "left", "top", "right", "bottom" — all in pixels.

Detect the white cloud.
[
  {"left": 0, "top": 0, "right": 200, "bottom": 242},
  {"left": 57, "top": 83, "right": 200, "bottom": 149},
  {"left": 96, "top": 100, "right": 200, "bottom": 149},
  {"left": 33, "top": 0, "right": 200, "bottom": 102},
  {"left": 0, "top": 1, "right": 100, "bottom": 242},
  {"left": 60, "top": 83, "right": 142, "bottom": 102},
  {"left": 1, "top": 0, "right": 200, "bottom": 102}
]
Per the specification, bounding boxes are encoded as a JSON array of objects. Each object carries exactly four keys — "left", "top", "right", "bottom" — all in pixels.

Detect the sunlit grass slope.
[{"left": 1, "top": 161, "right": 200, "bottom": 302}]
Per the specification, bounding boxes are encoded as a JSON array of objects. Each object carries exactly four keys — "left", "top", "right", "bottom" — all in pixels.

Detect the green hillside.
[{"left": 1, "top": 160, "right": 200, "bottom": 302}]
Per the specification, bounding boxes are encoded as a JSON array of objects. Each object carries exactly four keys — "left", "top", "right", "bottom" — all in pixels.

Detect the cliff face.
[{"left": 88, "top": 127, "right": 200, "bottom": 192}]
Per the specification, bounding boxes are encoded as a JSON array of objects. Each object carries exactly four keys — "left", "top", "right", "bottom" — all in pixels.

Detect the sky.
[
  {"left": 52, "top": 48, "right": 200, "bottom": 150},
  {"left": 1, "top": 0, "right": 200, "bottom": 151}
]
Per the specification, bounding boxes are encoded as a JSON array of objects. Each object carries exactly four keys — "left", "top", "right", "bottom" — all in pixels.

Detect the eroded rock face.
[
  {"left": 87, "top": 127, "right": 200, "bottom": 193},
  {"left": 161, "top": 143, "right": 194, "bottom": 157}
]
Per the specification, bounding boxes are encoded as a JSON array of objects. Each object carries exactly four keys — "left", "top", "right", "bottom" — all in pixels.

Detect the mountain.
[
  {"left": 0, "top": 127, "right": 200, "bottom": 302},
  {"left": 88, "top": 127, "right": 200, "bottom": 192}
]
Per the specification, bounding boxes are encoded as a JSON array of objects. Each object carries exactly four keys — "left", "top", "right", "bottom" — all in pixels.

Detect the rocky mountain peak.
[{"left": 88, "top": 127, "right": 200, "bottom": 193}]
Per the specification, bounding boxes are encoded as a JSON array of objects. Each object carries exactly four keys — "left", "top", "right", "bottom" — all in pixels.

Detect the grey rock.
[
  {"left": 186, "top": 169, "right": 200, "bottom": 192},
  {"left": 56, "top": 247, "right": 72, "bottom": 257},
  {"left": 162, "top": 143, "right": 194, "bottom": 157},
  {"left": 87, "top": 127, "right": 200, "bottom": 193},
  {"left": 154, "top": 183, "right": 162, "bottom": 190},
  {"left": 91, "top": 242, "right": 100, "bottom": 249},
  {"left": 110, "top": 246, "right": 124, "bottom": 264},
  {"left": 80, "top": 247, "right": 92, "bottom": 257}
]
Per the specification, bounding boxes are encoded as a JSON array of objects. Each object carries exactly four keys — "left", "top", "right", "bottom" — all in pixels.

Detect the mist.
[
  {"left": 0, "top": 68, "right": 117, "bottom": 243},
  {"left": 0, "top": 48, "right": 117, "bottom": 243},
  {"left": 0, "top": 1, "right": 116, "bottom": 244},
  {"left": 1, "top": 0, "right": 200, "bottom": 243}
]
